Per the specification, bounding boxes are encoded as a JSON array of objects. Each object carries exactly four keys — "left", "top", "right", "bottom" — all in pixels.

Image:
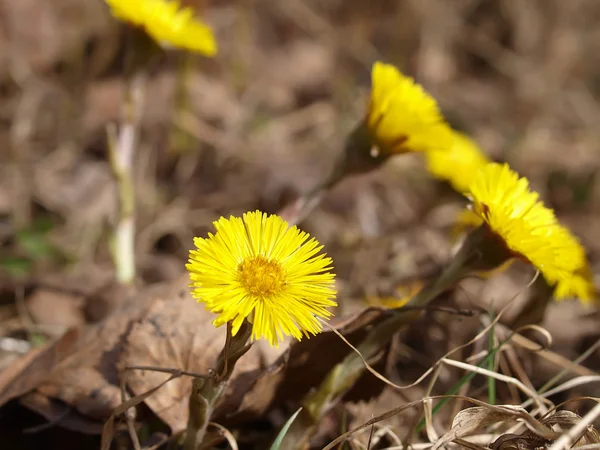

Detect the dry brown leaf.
[
  {"left": 542, "top": 410, "right": 600, "bottom": 447},
  {"left": 491, "top": 410, "right": 600, "bottom": 450},
  {"left": 0, "top": 328, "right": 80, "bottom": 407},
  {"left": 24, "top": 283, "right": 159, "bottom": 421},
  {"left": 12, "top": 274, "right": 389, "bottom": 434},
  {"left": 26, "top": 288, "right": 86, "bottom": 332},
  {"left": 19, "top": 391, "right": 104, "bottom": 435},
  {"left": 116, "top": 285, "right": 389, "bottom": 431},
  {"left": 118, "top": 289, "right": 283, "bottom": 432},
  {"left": 432, "top": 405, "right": 534, "bottom": 450},
  {"left": 101, "top": 372, "right": 182, "bottom": 450}
]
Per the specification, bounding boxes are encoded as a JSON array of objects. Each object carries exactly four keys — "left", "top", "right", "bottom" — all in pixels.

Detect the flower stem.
[
  {"left": 278, "top": 226, "right": 486, "bottom": 449},
  {"left": 184, "top": 322, "right": 253, "bottom": 450},
  {"left": 280, "top": 121, "right": 388, "bottom": 226},
  {"left": 107, "top": 32, "right": 147, "bottom": 285}
]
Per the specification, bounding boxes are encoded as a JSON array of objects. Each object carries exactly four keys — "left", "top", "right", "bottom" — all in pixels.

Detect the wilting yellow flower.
[
  {"left": 426, "top": 131, "right": 489, "bottom": 193},
  {"left": 366, "top": 61, "right": 453, "bottom": 155},
  {"left": 187, "top": 211, "right": 337, "bottom": 346},
  {"left": 468, "top": 163, "right": 590, "bottom": 295},
  {"left": 104, "top": 0, "right": 217, "bottom": 55}
]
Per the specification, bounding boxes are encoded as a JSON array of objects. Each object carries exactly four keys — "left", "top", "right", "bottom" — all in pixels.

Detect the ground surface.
[{"left": 0, "top": 1, "right": 599, "bottom": 449}]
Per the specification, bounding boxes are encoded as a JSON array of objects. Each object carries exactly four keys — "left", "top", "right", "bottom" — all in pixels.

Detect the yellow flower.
[
  {"left": 187, "top": 211, "right": 337, "bottom": 346},
  {"left": 366, "top": 280, "right": 424, "bottom": 309},
  {"left": 104, "top": 0, "right": 217, "bottom": 56},
  {"left": 554, "top": 264, "right": 596, "bottom": 304},
  {"left": 426, "top": 131, "right": 489, "bottom": 193},
  {"left": 468, "top": 162, "right": 588, "bottom": 291},
  {"left": 367, "top": 61, "right": 453, "bottom": 155}
]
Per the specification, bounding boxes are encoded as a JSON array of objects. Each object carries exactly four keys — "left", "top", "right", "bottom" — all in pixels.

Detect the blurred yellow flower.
[
  {"left": 426, "top": 131, "right": 489, "bottom": 193},
  {"left": 187, "top": 211, "right": 337, "bottom": 346},
  {"left": 453, "top": 208, "right": 484, "bottom": 239},
  {"left": 367, "top": 61, "right": 453, "bottom": 155},
  {"left": 104, "top": 0, "right": 217, "bottom": 56},
  {"left": 554, "top": 265, "right": 595, "bottom": 303},
  {"left": 468, "top": 163, "right": 591, "bottom": 298},
  {"left": 367, "top": 280, "right": 424, "bottom": 309}
]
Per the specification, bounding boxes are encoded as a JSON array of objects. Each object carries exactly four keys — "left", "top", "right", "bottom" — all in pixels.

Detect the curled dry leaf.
[
  {"left": 541, "top": 410, "right": 600, "bottom": 447},
  {"left": 490, "top": 410, "right": 600, "bottom": 450},
  {"left": 433, "top": 405, "right": 555, "bottom": 450}
]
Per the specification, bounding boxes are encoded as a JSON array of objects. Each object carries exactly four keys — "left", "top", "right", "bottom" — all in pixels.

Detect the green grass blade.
[
  {"left": 415, "top": 331, "right": 506, "bottom": 433},
  {"left": 270, "top": 408, "right": 303, "bottom": 450}
]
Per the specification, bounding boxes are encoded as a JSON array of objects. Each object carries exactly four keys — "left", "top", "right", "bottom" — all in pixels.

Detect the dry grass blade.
[
  {"left": 207, "top": 422, "right": 239, "bottom": 450},
  {"left": 100, "top": 372, "right": 181, "bottom": 450},
  {"left": 316, "top": 299, "right": 512, "bottom": 393},
  {"left": 522, "top": 376, "right": 600, "bottom": 409},
  {"left": 323, "top": 395, "right": 559, "bottom": 450},
  {"left": 423, "top": 398, "right": 439, "bottom": 442},
  {"left": 498, "top": 325, "right": 596, "bottom": 378},
  {"left": 440, "top": 358, "right": 550, "bottom": 411}
]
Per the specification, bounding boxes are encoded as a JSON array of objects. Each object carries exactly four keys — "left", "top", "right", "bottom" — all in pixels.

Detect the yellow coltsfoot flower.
[
  {"left": 426, "top": 131, "right": 490, "bottom": 193},
  {"left": 187, "top": 211, "right": 337, "bottom": 346},
  {"left": 467, "top": 162, "right": 595, "bottom": 301},
  {"left": 554, "top": 264, "right": 596, "bottom": 304},
  {"left": 367, "top": 61, "right": 453, "bottom": 156},
  {"left": 104, "top": 0, "right": 217, "bottom": 55}
]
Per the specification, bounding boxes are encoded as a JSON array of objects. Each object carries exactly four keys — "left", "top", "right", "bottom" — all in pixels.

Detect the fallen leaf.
[
  {"left": 434, "top": 405, "right": 557, "bottom": 450},
  {"left": 118, "top": 287, "right": 283, "bottom": 432},
  {"left": 20, "top": 279, "right": 177, "bottom": 423},
  {"left": 542, "top": 410, "right": 600, "bottom": 447},
  {"left": 10, "top": 275, "right": 390, "bottom": 435},
  {"left": 26, "top": 288, "right": 86, "bottom": 332},
  {"left": 0, "top": 328, "right": 80, "bottom": 407},
  {"left": 491, "top": 410, "right": 600, "bottom": 450},
  {"left": 19, "top": 391, "right": 104, "bottom": 434}
]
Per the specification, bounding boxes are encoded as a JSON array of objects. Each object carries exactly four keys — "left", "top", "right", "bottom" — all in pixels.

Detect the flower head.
[
  {"left": 468, "top": 163, "right": 592, "bottom": 297},
  {"left": 426, "top": 131, "right": 489, "bottom": 193},
  {"left": 104, "top": 0, "right": 217, "bottom": 55},
  {"left": 187, "top": 211, "right": 337, "bottom": 346},
  {"left": 554, "top": 264, "right": 596, "bottom": 303},
  {"left": 367, "top": 61, "right": 453, "bottom": 155}
]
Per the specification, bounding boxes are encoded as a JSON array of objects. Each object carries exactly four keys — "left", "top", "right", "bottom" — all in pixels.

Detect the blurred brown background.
[{"left": 0, "top": 0, "right": 599, "bottom": 448}]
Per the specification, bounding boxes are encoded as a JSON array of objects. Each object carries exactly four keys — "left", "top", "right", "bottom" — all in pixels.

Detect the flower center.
[{"left": 238, "top": 255, "right": 286, "bottom": 297}]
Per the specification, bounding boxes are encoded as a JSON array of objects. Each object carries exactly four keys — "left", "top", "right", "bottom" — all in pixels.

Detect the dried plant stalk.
[
  {"left": 184, "top": 322, "right": 253, "bottom": 450},
  {"left": 107, "top": 64, "right": 145, "bottom": 285}
]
